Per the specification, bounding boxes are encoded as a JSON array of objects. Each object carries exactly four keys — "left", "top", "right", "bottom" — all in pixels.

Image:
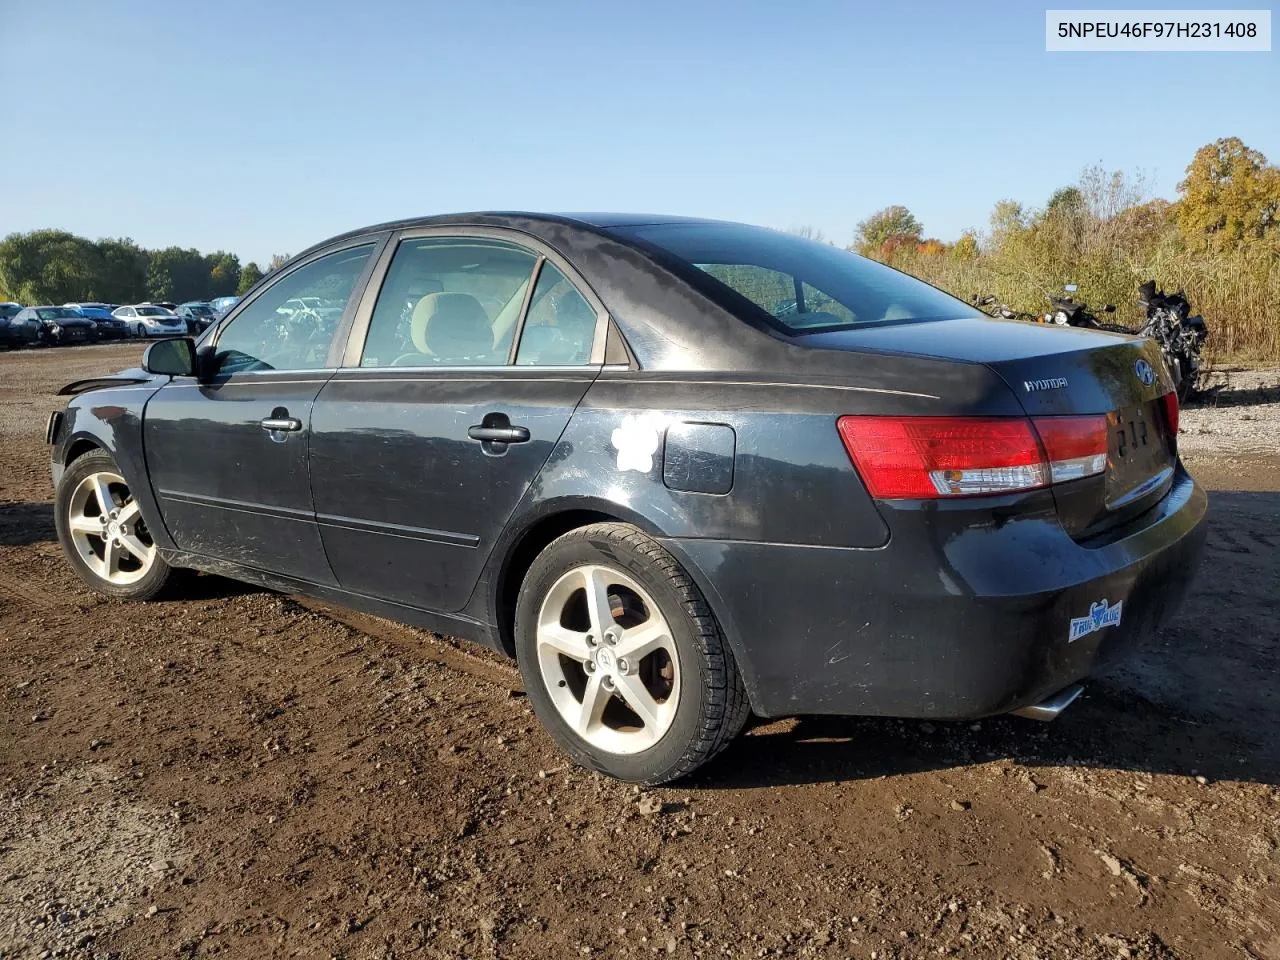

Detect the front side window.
[
  {"left": 514, "top": 263, "right": 598, "bottom": 365},
  {"left": 619, "top": 222, "right": 981, "bottom": 333},
  {"left": 360, "top": 238, "right": 537, "bottom": 367},
  {"left": 215, "top": 244, "right": 374, "bottom": 373}
]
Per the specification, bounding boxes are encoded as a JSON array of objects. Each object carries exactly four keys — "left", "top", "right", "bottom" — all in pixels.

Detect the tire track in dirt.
[
  {"left": 292, "top": 597, "right": 525, "bottom": 694},
  {"left": 0, "top": 567, "right": 58, "bottom": 610}
]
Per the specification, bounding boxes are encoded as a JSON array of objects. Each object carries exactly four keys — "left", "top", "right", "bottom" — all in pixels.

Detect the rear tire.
[
  {"left": 514, "top": 522, "right": 750, "bottom": 785},
  {"left": 54, "top": 450, "right": 173, "bottom": 600}
]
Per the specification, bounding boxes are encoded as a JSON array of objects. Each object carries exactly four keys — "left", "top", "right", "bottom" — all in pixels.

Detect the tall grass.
[{"left": 891, "top": 243, "right": 1280, "bottom": 362}]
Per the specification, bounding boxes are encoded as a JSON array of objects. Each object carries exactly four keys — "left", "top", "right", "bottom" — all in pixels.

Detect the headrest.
[{"left": 411, "top": 293, "right": 492, "bottom": 361}]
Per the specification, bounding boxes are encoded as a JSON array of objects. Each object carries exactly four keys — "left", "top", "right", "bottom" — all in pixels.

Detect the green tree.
[
  {"left": 237, "top": 261, "right": 264, "bottom": 294},
  {"left": 0, "top": 229, "right": 104, "bottom": 304},
  {"left": 852, "top": 205, "right": 922, "bottom": 257},
  {"left": 95, "top": 238, "right": 149, "bottom": 304},
  {"left": 267, "top": 252, "right": 291, "bottom": 273},
  {"left": 207, "top": 252, "right": 241, "bottom": 298},
  {"left": 1177, "top": 136, "right": 1280, "bottom": 250}
]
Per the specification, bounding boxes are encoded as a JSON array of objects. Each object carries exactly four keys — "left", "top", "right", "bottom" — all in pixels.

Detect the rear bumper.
[{"left": 663, "top": 466, "right": 1208, "bottom": 720}]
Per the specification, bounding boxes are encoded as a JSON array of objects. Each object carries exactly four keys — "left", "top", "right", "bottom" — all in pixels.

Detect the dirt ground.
[{"left": 2, "top": 343, "right": 1278, "bottom": 960}]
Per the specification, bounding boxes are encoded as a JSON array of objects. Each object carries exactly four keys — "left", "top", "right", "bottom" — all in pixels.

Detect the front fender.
[{"left": 51, "top": 383, "right": 173, "bottom": 551}]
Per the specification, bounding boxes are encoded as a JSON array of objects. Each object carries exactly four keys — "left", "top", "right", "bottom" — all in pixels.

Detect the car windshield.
[
  {"left": 617, "top": 221, "right": 982, "bottom": 333},
  {"left": 137, "top": 306, "right": 174, "bottom": 317},
  {"left": 37, "top": 307, "right": 80, "bottom": 320}
]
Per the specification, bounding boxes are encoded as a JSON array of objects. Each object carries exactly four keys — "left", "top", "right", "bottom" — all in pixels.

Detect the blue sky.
[{"left": 1, "top": 0, "right": 1275, "bottom": 263}]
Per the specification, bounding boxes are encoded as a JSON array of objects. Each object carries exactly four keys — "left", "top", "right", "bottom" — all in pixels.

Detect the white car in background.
[{"left": 112, "top": 304, "right": 187, "bottom": 338}]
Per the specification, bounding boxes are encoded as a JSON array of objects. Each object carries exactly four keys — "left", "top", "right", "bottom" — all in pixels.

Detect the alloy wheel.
[
  {"left": 66, "top": 470, "right": 157, "bottom": 585},
  {"left": 535, "top": 564, "right": 680, "bottom": 755}
]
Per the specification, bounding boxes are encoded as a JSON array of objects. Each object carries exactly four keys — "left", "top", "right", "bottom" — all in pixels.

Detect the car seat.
[{"left": 392, "top": 292, "right": 493, "bottom": 365}]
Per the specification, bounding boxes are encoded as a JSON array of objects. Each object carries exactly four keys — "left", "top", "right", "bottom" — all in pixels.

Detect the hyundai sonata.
[{"left": 47, "top": 213, "right": 1207, "bottom": 784}]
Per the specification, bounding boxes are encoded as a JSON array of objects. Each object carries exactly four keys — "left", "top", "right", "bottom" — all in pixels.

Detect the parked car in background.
[
  {"left": 113, "top": 304, "right": 187, "bottom": 338},
  {"left": 209, "top": 295, "right": 240, "bottom": 319},
  {"left": 65, "top": 303, "right": 130, "bottom": 339},
  {"left": 1, "top": 304, "right": 42, "bottom": 348},
  {"left": 176, "top": 301, "right": 217, "bottom": 334},
  {"left": 18, "top": 306, "right": 97, "bottom": 345},
  {"left": 45, "top": 213, "right": 1207, "bottom": 785}
]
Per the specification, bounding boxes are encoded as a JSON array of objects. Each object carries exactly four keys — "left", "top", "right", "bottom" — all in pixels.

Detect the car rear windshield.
[{"left": 616, "top": 221, "right": 980, "bottom": 333}]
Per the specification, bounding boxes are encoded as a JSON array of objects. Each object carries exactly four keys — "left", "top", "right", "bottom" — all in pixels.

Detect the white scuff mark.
[{"left": 610, "top": 413, "right": 669, "bottom": 473}]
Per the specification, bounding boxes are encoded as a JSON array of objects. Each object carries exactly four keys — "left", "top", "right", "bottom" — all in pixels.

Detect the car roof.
[{"left": 289, "top": 211, "right": 721, "bottom": 262}]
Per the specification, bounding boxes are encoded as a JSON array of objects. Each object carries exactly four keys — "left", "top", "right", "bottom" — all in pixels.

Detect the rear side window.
[
  {"left": 619, "top": 221, "right": 980, "bottom": 333},
  {"left": 514, "top": 263, "right": 597, "bottom": 366},
  {"left": 360, "top": 238, "right": 537, "bottom": 367}
]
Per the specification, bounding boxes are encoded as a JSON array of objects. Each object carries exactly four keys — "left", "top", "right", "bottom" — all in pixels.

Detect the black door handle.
[{"left": 468, "top": 424, "right": 530, "bottom": 444}]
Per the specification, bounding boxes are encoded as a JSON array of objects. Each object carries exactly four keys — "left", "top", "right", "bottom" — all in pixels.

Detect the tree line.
[
  {"left": 0, "top": 231, "right": 290, "bottom": 306},
  {"left": 838, "top": 137, "right": 1280, "bottom": 359}
]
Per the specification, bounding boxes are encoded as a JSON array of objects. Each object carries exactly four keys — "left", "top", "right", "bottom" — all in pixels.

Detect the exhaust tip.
[{"left": 1012, "top": 683, "right": 1084, "bottom": 722}]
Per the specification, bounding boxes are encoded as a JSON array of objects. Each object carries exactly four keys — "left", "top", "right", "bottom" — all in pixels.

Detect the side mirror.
[
  {"left": 1103, "top": 304, "right": 1116, "bottom": 313},
  {"left": 142, "top": 336, "right": 197, "bottom": 376}
]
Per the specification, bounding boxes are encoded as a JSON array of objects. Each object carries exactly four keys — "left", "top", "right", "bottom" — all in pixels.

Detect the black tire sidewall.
[
  {"left": 54, "top": 450, "right": 171, "bottom": 600},
  {"left": 514, "top": 527, "right": 716, "bottom": 783}
]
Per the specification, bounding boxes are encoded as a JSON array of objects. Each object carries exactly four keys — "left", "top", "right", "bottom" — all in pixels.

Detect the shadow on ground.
[
  {"left": 0, "top": 502, "right": 54, "bottom": 546},
  {"left": 693, "top": 490, "right": 1280, "bottom": 791}
]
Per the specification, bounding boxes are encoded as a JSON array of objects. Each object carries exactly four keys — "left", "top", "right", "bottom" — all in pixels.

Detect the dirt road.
[{"left": 2, "top": 344, "right": 1278, "bottom": 959}]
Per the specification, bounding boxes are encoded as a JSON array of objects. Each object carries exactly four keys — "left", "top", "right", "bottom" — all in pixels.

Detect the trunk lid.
[{"left": 803, "top": 317, "right": 1179, "bottom": 535}]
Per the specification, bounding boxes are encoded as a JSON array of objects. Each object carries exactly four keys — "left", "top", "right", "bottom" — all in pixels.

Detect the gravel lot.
[{"left": 2, "top": 344, "right": 1278, "bottom": 960}]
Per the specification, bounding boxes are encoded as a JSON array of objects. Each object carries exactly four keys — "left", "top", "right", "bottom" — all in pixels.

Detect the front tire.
[
  {"left": 54, "top": 450, "right": 172, "bottom": 600},
  {"left": 135, "top": 323, "right": 146, "bottom": 338},
  {"left": 514, "top": 522, "right": 750, "bottom": 784}
]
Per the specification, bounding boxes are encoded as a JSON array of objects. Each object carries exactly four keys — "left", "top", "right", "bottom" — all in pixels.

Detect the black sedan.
[
  {"left": 17, "top": 306, "right": 98, "bottom": 345},
  {"left": 46, "top": 213, "right": 1207, "bottom": 784},
  {"left": 1, "top": 304, "right": 41, "bottom": 348}
]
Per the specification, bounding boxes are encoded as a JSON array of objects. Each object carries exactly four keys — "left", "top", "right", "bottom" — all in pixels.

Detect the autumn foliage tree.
[
  {"left": 1176, "top": 137, "right": 1280, "bottom": 251},
  {"left": 852, "top": 205, "right": 922, "bottom": 257}
]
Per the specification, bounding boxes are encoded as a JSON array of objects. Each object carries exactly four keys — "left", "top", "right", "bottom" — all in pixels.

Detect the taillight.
[
  {"left": 837, "top": 415, "right": 1106, "bottom": 499},
  {"left": 1159, "top": 391, "right": 1179, "bottom": 437},
  {"left": 1032, "top": 415, "right": 1108, "bottom": 483}
]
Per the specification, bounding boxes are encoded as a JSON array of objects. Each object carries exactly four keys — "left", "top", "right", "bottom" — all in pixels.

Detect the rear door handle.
[
  {"left": 468, "top": 425, "right": 530, "bottom": 444},
  {"left": 261, "top": 416, "right": 303, "bottom": 432}
]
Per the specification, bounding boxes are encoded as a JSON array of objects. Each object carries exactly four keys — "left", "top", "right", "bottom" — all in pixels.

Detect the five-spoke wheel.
[
  {"left": 55, "top": 450, "right": 173, "bottom": 599},
  {"left": 535, "top": 563, "right": 680, "bottom": 755},
  {"left": 515, "top": 522, "right": 750, "bottom": 784},
  {"left": 65, "top": 470, "right": 156, "bottom": 585}
]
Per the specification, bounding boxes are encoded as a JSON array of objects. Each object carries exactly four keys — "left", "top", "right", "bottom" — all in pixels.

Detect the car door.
[
  {"left": 142, "top": 239, "right": 384, "bottom": 583},
  {"left": 309, "top": 230, "right": 606, "bottom": 612}
]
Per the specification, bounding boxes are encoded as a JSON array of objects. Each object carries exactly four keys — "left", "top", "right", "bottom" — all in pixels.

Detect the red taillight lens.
[
  {"left": 1032, "top": 415, "right": 1108, "bottom": 483},
  {"left": 1159, "top": 391, "right": 1179, "bottom": 437},
  {"left": 836, "top": 416, "right": 1045, "bottom": 498},
  {"left": 837, "top": 415, "right": 1108, "bottom": 500}
]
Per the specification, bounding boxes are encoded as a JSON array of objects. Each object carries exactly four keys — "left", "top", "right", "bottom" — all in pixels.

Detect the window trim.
[
  {"left": 208, "top": 233, "right": 389, "bottom": 375},
  {"left": 339, "top": 225, "right": 613, "bottom": 370}
]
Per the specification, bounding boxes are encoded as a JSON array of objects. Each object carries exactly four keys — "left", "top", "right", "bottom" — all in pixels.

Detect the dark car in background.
[
  {"left": 47, "top": 213, "right": 1207, "bottom": 785},
  {"left": 65, "top": 303, "right": 130, "bottom": 340},
  {"left": 176, "top": 301, "right": 217, "bottom": 334},
  {"left": 19, "top": 306, "right": 97, "bottom": 345},
  {"left": 1, "top": 303, "right": 42, "bottom": 348}
]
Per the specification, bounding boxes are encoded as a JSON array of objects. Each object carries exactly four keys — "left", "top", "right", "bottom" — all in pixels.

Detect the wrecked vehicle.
[{"left": 47, "top": 214, "right": 1207, "bottom": 783}]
